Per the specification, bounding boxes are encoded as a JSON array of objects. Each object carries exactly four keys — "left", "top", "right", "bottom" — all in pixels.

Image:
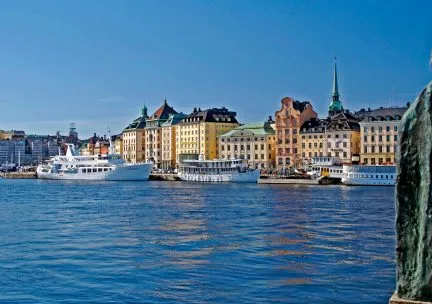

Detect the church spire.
[
  {"left": 332, "top": 57, "right": 340, "bottom": 101},
  {"left": 328, "top": 57, "right": 343, "bottom": 115}
]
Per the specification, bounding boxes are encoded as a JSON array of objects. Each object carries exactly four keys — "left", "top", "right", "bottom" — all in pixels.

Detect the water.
[{"left": 0, "top": 179, "right": 395, "bottom": 303}]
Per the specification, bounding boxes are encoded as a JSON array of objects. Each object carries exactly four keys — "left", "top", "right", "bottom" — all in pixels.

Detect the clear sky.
[{"left": 0, "top": 0, "right": 431, "bottom": 138}]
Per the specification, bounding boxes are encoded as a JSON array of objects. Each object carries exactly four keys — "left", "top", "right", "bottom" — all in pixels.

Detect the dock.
[{"left": 0, "top": 172, "right": 37, "bottom": 179}]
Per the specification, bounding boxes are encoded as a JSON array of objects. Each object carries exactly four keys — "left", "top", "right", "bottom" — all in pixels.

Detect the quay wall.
[{"left": 0, "top": 172, "right": 37, "bottom": 179}]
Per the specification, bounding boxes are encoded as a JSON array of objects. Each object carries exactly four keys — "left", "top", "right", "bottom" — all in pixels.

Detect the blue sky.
[{"left": 0, "top": 0, "right": 430, "bottom": 138}]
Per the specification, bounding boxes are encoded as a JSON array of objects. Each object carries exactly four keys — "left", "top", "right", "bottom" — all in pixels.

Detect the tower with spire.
[{"left": 328, "top": 57, "right": 343, "bottom": 116}]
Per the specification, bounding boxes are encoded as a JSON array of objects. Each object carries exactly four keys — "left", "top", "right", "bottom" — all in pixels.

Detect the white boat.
[
  {"left": 36, "top": 143, "right": 152, "bottom": 181},
  {"left": 341, "top": 165, "right": 396, "bottom": 186},
  {"left": 178, "top": 158, "right": 260, "bottom": 183},
  {"left": 305, "top": 157, "right": 343, "bottom": 179}
]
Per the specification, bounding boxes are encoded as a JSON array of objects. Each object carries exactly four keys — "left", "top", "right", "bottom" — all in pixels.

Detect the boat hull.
[
  {"left": 341, "top": 177, "right": 395, "bottom": 186},
  {"left": 36, "top": 163, "right": 152, "bottom": 181},
  {"left": 178, "top": 169, "right": 260, "bottom": 183},
  {"left": 341, "top": 165, "right": 396, "bottom": 186}
]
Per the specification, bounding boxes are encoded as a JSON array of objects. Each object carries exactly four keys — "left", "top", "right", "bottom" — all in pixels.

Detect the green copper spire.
[
  {"left": 142, "top": 105, "right": 148, "bottom": 117},
  {"left": 329, "top": 57, "right": 343, "bottom": 114}
]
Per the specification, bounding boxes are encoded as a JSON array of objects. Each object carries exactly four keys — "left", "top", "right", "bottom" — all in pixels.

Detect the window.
[
  {"left": 364, "top": 146, "right": 367, "bottom": 153},
  {"left": 343, "top": 134, "right": 347, "bottom": 138},
  {"left": 394, "top": 135, "right": 398, "bottom": 141},
  {"left": 343, "top": 142, "right": 347, "bottom": 148},
  {"left": 386, "top": 126, "right": 390, "bottom": 132},
  {"left": 386, "top": 146, "right": 391, "bottom": 153},
  {"left": 371, "top": 126, "right": 375, "bottom": 132},
  {"left": 343, "top": 152, "right": 347, "bottom": 158},
  {"left": 379, "top": 135, "right": 382, "bottom": 142},
  {"left": 386, "top": 135, "right": 390, "bottom": 141},
  {"left": 394, "top": 125, "right": 398, "bottom": 132},
  {"left": 371, "top": 135, "right": 375, "bottom": 142},
  {"left": 371, "top": 146, "right": 375, "bottom": 153},
  {"left": 364, "top": 127, "right": 368, "bottom": 133},
  {"left": 364, "top": 135, "right": 367, "bottom": 142},
  {"left": 378, "top": 126, "right": 383, "bottom": 132}
]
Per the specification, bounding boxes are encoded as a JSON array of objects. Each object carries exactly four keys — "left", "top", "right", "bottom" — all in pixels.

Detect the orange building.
[{"left": 275, "top": 97, "right": 317, "bottom": 169}]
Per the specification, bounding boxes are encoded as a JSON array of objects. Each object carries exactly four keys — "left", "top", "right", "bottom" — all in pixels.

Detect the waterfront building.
[
  {"left": 219, "top": 118, "right": 276, "bottom": 169},
  {"left": 112, "top": 134, "right": 123, "bottom": 156},
  {"left": 275, "top": 97, "right": 317, "bottom": 169},
  {"left": 161, "top": 113, "right": 186, "bottom": 170},
  {"left": 0, "top": 131, "right": 13, "bottom": 140},
  {"left": 176, "top": 107, "right": 239, "bottom": 162},
  {"left": 0, "top": 134, "right": 60, "bottom": 165},
  {"left": 80, "top": 133, "right": 110, "bottom": 156},
  {"left": 144, "top": 100, "right": 178, "bottom": 168},
  {"left": 122, "top": 106, "right": 148, "bottom": 163},
  {"left": 325, "top": 112, "right": 361, "bottom": 163},
  {"left": 300, "top": 118, "right": 327, "bottom": 165},
  {"left": 359, "top": 106, "right": 407, "bottom": 165}
]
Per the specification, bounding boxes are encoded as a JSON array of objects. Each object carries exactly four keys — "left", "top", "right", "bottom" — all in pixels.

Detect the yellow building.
[
  {"left": 219, "top": 120, "right": 276, "bottom": 169},
  {"left": 359, "top": 107, "right": 406, "bottom": 165},
  {"left": 144, "top": 100, "right": 178, "bottom": 168},
  {"left": 325, "top": 112, "right": 361, "bottom": 163},
  {"left": 300, "top": 118, "right": 326, "bottom": 165},
  {"left": 0, "top": 130, "right": 12, "bottom": 140},
  {"left": 122, "top": 107, "right": 148, "bottom": 163},
  {"left": 176, "top": 107, "right": 239, "bottom": 162},
  {"left": 161, "top": 113, "right": 186, "bottom": 170},
  {"left": 113, "top": 134, "right": 123, "bottom": 156}
]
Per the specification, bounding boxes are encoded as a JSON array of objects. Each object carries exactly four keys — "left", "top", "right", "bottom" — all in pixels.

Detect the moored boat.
[
  {"left": 36, "top": 143, "right": 152, "bottom": 181},
  {"left": 178, "top": 158, "right": 259, "bottom": 183},
  {"left": 341, "top": 164, "right": 396, "bottom": 186}
]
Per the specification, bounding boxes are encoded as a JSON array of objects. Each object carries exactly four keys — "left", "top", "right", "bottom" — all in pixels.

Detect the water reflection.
[{"left": 0, "top": 180, "right": 396, "bottom": 303}]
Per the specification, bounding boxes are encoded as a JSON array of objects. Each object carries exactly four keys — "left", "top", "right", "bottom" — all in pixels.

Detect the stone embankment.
[{"left": 0, "top": 172, "right": 37, "bottom": 179}]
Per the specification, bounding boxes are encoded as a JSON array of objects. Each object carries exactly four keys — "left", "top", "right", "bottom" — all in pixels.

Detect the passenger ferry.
[
  {"left": 36, "top": 143, "right": 152, "bottom": 181},
  {"left": 178, "top": 158, "right": 260, "bottom": 183},
  {"left": 341, "top": 165, "right": 396, "bottom": 186},
  {"left": 306, "top": 157, "right": 343, "bottom": 179}
]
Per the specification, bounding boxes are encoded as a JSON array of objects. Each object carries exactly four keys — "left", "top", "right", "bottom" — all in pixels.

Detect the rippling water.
[{"left": 0, "top": 179, "right": 395, "bottom": 303}]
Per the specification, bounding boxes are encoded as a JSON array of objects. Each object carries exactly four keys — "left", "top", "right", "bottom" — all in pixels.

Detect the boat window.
[
  {"left": 381, "top": 175, "right": 384, "bottom": 178},
  {"left": 386, "top": 175, "right": 388, "bottom": 179},
  {"left": 83, "top": 169, "right": 86, "bottom": 173},
  {"left": 93, "top": 169, "right": 97, "bottom": 173}
]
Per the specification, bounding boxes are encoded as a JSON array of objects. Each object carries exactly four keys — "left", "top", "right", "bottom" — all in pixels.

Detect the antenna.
[{"left": 107, "top": 125, "right": 114, "bottom": 155}]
